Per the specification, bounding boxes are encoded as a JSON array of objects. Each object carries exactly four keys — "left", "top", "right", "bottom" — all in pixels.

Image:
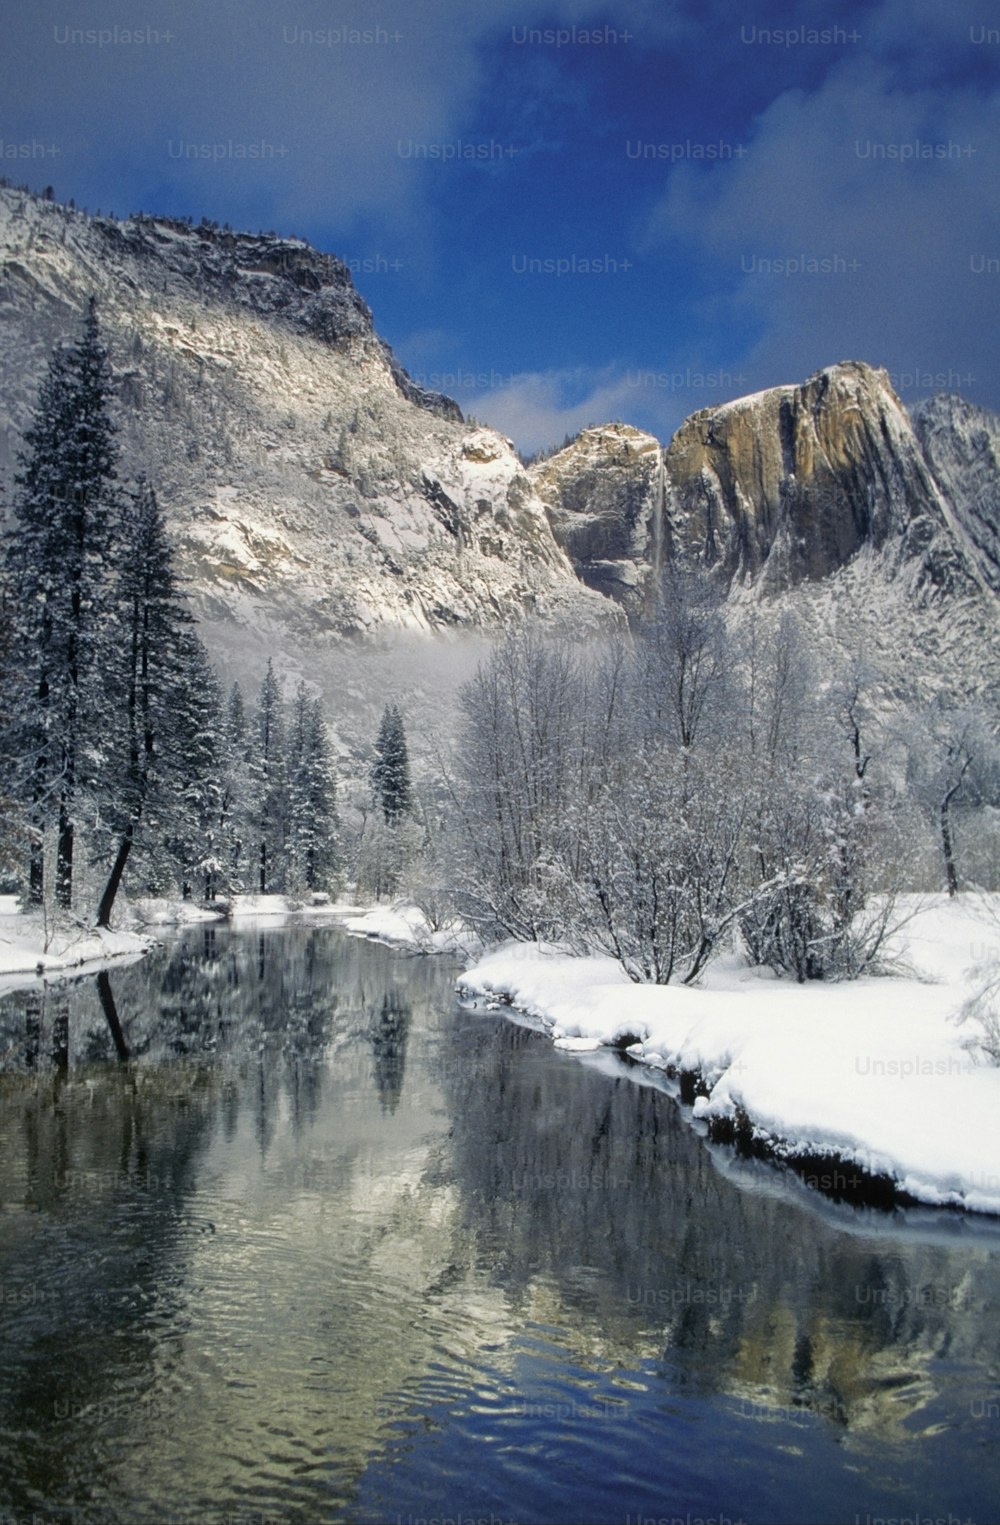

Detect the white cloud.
[
  {"left": 464, "top": 365, "right": 653, "bottom": 454},
  {"left": 1, "top": 0, "right": 688, "bottom": 239},
  {"left": 643, "top": 53, "right": 1000, "bottom": 403}
]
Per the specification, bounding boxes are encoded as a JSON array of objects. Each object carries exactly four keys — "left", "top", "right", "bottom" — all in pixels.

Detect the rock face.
[
  {"left": 664, "top": 362, "right": 938, "bottom": 588},
  {"left": 0, "top": 187, "right": 608, "bottom": 651},
  {"left": 529, "top": 424, "right": 662, "bottom": 601},
  {"left": 2, "top": 184, "right": 998, "bottom": 699},
  {"left": 532, "top": 361, "right": 1000, "bottom": 606},
  {"left": 912, "top": 392, "right": 1000, "bottom": 596}
]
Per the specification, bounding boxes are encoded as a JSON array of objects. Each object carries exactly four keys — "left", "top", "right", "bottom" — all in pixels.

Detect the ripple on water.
[{"left": 3, "top": 927, "right": 1000, "bottom": 1525}]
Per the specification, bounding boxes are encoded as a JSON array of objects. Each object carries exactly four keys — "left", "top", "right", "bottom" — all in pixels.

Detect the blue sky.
[{"left": 2, "top": 0, "right": 998, "bottom": 451}]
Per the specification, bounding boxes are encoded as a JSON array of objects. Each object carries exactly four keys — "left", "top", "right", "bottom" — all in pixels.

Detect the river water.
[{"left": 0, "top": 922, "right": 998, "bottom": 1525}]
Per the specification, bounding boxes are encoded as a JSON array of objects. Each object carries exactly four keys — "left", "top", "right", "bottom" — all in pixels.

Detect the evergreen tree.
[
  {"left": 161, "top": 633, "right": 225, "bottom": 901},
  {"left": 286, "top": 682, "right": 339, "bottom": 892},
  {"left": 4, "top": 298, "right": 121, "bottom": 907},
  {"left": 0, "top": 585, "right": 24, "bottom": 885},
  {"left": 248, "top": 660, "right": 287, "bottom": 893},
  {"left": 94, "top": 479, "right": 222, "bottom": 923},
  {"left": 227, "top": 681, "right": 247, "bottom": 746},
  {"left": 220, "top": 681, "right": 250, "bottom": 888},
  {"left": 371, "top": 704, "right": 412, "bottom": 823}
]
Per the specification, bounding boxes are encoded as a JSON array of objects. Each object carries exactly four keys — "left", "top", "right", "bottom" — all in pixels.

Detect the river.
[{"left": 0, "top": 921, "right": 998, "bottom": 1525}]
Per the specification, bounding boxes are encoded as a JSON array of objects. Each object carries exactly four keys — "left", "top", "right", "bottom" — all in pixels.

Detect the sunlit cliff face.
[
  {"left": 0, "top": 186, "right": 610, "bottom": 651},
  {"left": 534, "top": 361, "right": 997, "bottom": 604}
]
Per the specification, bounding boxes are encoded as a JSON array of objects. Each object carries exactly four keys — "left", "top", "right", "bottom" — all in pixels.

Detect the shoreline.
[{"left": 456, "top": 895, "right": 1000, "bottom": 1218}]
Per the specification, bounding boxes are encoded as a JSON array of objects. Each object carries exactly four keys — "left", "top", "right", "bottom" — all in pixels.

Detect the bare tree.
[{"left": 905, "top": 702, "right": 996, "bottom": 897}]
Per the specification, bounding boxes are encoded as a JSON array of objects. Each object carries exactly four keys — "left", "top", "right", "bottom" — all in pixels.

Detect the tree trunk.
[
  {"left": 27, "top": 826, "right": 44, "bottom": 908},
  {"left": 56, "top": 801, "right": 73, "bottom": 909},
  {"left": 96, "top": 826, "right": 134, "bottom": 929},
  {"left": 96, "top": 969, "right": 130, "bottom": 1061},
  {"left": 941, "top": 796, "right": 959, "bottom": 898}
]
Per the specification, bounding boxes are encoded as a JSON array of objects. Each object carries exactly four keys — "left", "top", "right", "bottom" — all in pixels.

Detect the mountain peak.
[
  {"left": 0, "top": 183, "right": 610, "bottom": 676},
  {"left": 0, "top": 183, "right": 461, "bottom": 422},
  {"left": 531, "top": 360, "right": 997, "bottom": 606}
]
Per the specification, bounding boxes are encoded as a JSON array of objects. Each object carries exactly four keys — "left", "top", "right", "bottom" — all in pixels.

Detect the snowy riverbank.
[
  {"left": 129, "top": 892, "right": 480, "bottom": 955},
  {"left": 0, "top": 892, "right": 475, "bottom": 996},
  {"left": 0, "top": 896, "right": 153, "bottom": 993},
  {"left": 332, "top": 901, "right": 480, "bottom": 956},
  {"left": 458, "top": 896, "right": 1000, "bottom": 1216}
]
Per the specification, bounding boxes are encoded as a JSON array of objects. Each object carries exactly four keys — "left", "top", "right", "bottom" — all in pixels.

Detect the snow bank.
[
  {"left": 130, "top": 897, "right": 225, "bottom": 926},
  {"left": 0, "top": 898, "right": 152, "bottom": 991},
  {"left": 133, "top": 893, "right": 347, "bottom": 923},
  {"left": 458, "top": 896, "right": 1000, "bottom": 1216},
  {"left": 224, "top": 894, "right": 299, "bottom": 920},
  {"left": 121, "top": 893, "right": 474, "bottom": 948},
  {"left": 335, "top": 901, "right": 480, "bottom": 956}
]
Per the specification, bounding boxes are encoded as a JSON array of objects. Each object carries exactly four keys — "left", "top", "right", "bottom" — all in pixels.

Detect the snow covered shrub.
[
  {"left": 736, "top": 772, "right": 900, "bottom": 981},
  {"left": 445, "top": 604, "right": 913, "bottom": 984},
  {"left": 957, "top": 962, "right": 1000, "bottom": 1065},
  {"left": 559, "top": 743, "right": 758, "bottom": 984}
]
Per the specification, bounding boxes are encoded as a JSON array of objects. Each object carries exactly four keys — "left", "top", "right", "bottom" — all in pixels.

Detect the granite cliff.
[{"left": 531, "top": 362, "right": 1000, "bottom": 611}]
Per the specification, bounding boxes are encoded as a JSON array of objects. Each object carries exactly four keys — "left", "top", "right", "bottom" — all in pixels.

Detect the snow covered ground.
[
  {"left": 334, "top": 901, "right": 480, "bottom": 956},
  {"left": 0, "top": 892, "right": 475, "bottom": 1003},
  {"left": 458, "top": 896, "right": 1000, "bottom": 1216},
  {"left": 128, "top": 892, "right": 479, "bottom": 956},
  {"left": 0, "top": 895, "right": 152, "bottom": 994}
]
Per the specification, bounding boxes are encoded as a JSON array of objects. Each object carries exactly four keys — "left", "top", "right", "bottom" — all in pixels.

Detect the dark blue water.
[{"left": 0, "top": 922, "right": 998, "bottom": 1525}]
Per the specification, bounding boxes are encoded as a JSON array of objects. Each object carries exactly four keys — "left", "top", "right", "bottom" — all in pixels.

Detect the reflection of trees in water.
[
  {"left": 439, "top": 1008, "right": 1000, "bottom": 1438},
  {"left": 2, "top": 984, "right": 70, "bottom": 1074},
  {"left": 0, "top": 927, "right": 449, "bottom": 1147},
  {"left": 369, "top": 990, "right": 411, "bottom": 1114},
  {"left": 0, "top": 926, "right": 460, "bottom": 1520},
  {"left": 0, "top": 1061, "right": 221, "bottom": 1518}
]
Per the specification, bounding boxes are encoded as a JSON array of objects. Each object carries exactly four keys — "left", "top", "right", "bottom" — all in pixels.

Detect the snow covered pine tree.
[
  {"left": 3, "top": 298, "right": 121, "bottom": 909},
  {"left": 371, "top": 704, "right": 412, "bottom": 823},
  {"left": 286, "top": 681, "right": 339, "bottom": 894},
  {"left": 94, "top": 478, "right": 224, "bottom": 923}
]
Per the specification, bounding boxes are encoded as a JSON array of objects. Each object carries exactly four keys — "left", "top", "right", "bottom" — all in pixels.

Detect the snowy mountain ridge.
[
  {"left": 532, "top": 360, "right": 1000, "bottom": 610},
  {"left": 0, "top": 185, "right": 610, "bottom": 669},
  {"left": 1, "top": 185, "right": 999, "bottom": 748}
]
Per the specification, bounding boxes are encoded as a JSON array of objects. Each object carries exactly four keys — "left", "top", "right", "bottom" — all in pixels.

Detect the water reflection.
[
  {"left": 0, "top": 926, "right": 998, "bottom": 1525},
  {"left": 369, "top": 990, "right": 411, "bottom": 1113},
  {"left": 439, "top": 1014, "right": 1000, "bottom": 1440}
]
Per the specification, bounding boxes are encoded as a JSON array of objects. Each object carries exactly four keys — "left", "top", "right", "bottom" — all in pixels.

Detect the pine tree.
[
  {"left": 94, "top": 479, "right": 222, "bottom": 923},
  {"left": 0, "top": 584, "right": 24, "bottom": 884},
  {"left": 161, "top": 633, "right": 225, "bottom": 900},
  {"left": 286, "top": 683, "right": 339, "bottom": 893},
  {"left": 248, "top": 660, "right": 287, "bottom": 893},
  {"left": 371, "top": 704, "right": 412, "bottom": 823},
  {"left": 220, "top": 681, "right": 250, "bottom": 889},
  {"left": 227, "top": 681, "right": 247, "bottom": 745},
  {"left": 4, "top": 298, "right": 121, "bottom": 907}
]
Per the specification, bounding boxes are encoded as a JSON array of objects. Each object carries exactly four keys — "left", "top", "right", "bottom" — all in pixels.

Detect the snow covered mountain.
[
  {"left": 0, "top": 185, "right": 608, "bottom": 658},
  {"left": 531, "top": 361, "right": 1000, "bottom": 611},
  {"left": 1, "top": 185, "right": 998, "bottom": 748},
  {"left": 912, "top": 392, "right": 1000, "bottom": 596}
]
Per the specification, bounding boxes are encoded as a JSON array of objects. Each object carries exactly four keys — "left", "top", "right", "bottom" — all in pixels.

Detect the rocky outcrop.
[
  {"left": 532, "top": 363, "right": 999, "bottom": 605},
  {"left": 0, "top": 185, "right": 609, "bottom": 651},
  {"left": 911, "top": 392, "right": 1000, "bottom": 595},
  {"left": 664, "top": 362, "right": 971, "bottom": 593},
  {"left": 529, "top": 424, "right": 661, "bottom": 604},
  {"left": 95, "top": 212, "right": 461, "bottom": 420}
]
